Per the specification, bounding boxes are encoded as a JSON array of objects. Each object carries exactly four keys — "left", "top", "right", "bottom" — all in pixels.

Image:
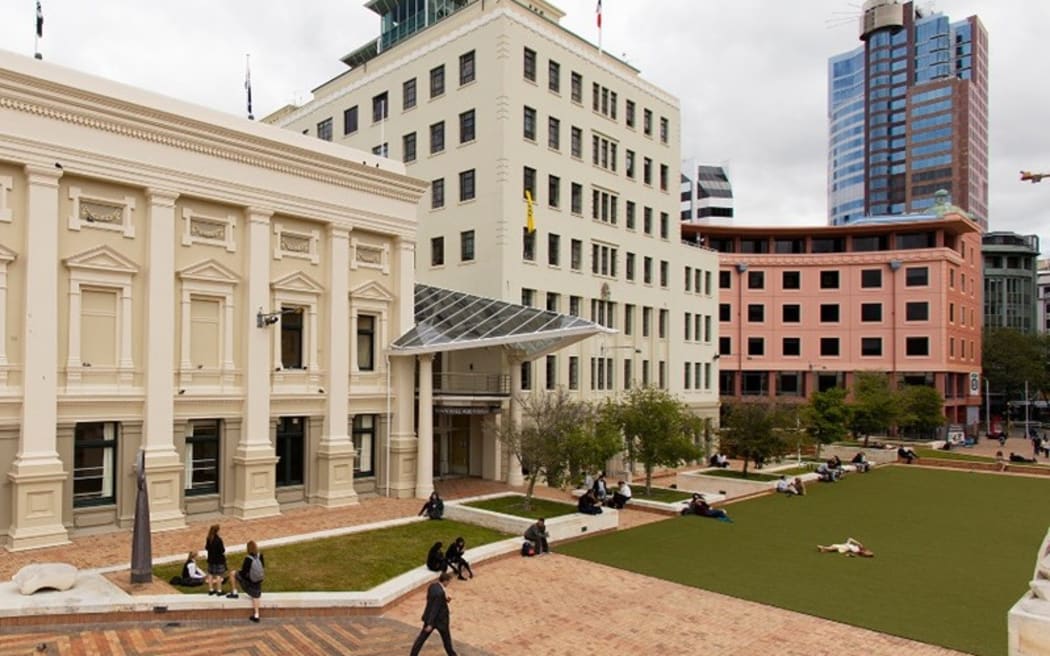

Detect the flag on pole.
[
  {"left": 245, "top": 54, "right": 254, "bottom": 120},
  {"left": 596, "top": 0, "right": 602, "bottom": 29},
  {"left": 36, "top": 1, "right": 43, "bottom": 38},
  {"left": 525, "top": 190, "right": 535, "bottom": 233}
]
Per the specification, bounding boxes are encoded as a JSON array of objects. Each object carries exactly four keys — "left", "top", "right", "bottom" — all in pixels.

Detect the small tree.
[
  {"left": 607, "top": 387, "right": 701, "bottom": 494},
  {"left": 561, "top": 402, "right": 623, "bottom": 488},
  {"left": 800, "top": 387, "right": 850, "bottom": 457},
  {"left": 499, "top": 388, "right": 590, "bottom": 510},
  {"left": 849, "top": 371, "right": 897, "bottom": 446},
  {"left": 897, "top": 385, "right": 946, "bottom": 439},
  {"left": 719, "top": 401, "right": 793, "bottom": 477}
]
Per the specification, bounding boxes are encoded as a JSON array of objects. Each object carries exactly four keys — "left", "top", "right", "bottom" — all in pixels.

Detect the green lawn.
[
  {"left": 465, "top": 495, "right": 576, "bottom": 519},
  {"left": 559, "top": 467, "right": 1050, "bottom": 656},
  {"left": 914, "top": 447, "right": 998, "bottom": 463},
  {"left": 155, "top": 520, "right": 507, "bottom": 593}
]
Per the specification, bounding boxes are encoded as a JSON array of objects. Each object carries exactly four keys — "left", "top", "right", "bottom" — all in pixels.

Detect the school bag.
[{"left": 248, "top": 554, "right": 265, "bottom": 583}]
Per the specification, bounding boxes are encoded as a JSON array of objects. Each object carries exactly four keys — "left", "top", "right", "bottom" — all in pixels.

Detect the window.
[
  {"left": 545, "top": 355, "right": 557, "bottom": 390},
  {"left": 719, "top": 336, "right": 731, "bottom": 355},
  {"left": 625, "top": 100, "right": 636, "bottom": 127},
  {"left": 861, "top": 269, "right": 882, "bottom": 288},
  {"left": 520, "top": 361, "right": 532, "bottom": 390},
  {"left": 748, "top": 337, "right": 765, "bottom": 356},
  {"left": 185, "top": 420, "right": 219, "bottom": 496},
  {"left": 343, "top": 106, "right": 358, "bottom": 134},
  {"left": 719, "top": 271, "right": 731, "bottom": 289},
  {"left": 430, "top": 64, "right": 445, "bottom": 97},
  {"left": 642, "top": 307, "right": 652, "bottom": 337},
  {"left": 906, "top": 302, "right": 929, "bottom": 321},
  {"left": 571, "top": 71, "right": 582, "bottom": 102},
  {"left": 280, "top": 306, "right": 304, "bottom": 369},
  {"left": 571, "top": 126, "right": 582, "bottom": 158},
  {"left": 523, "top": 47, "right": 537, "bottom": 81},
  {"left": 906, "top": 336, "right": 930, "bottom": 356},
  {"left": 719, "top": 303, "right": 731, "bottom": 322},
  {"left": 748, "top": 271, "right": 765, "bottom": 289},
  {"left": 643, "top": 256, "right": 653, "bottom": 284},
  {"left": 372, "top": 92, "right": 388, "bottom": 122},
  {"left": 430, "top": 121, "right": 445, "bottom": 154},
  {"left": 402, "top": 132, "right": 417, "bottom": 162},
  {"left": 659, "top": 164, "right": 669, "bottom": 191},
  {"left": 74, "top": 421, "right": 117, "bottom": 507},
  {"left": 521, "top": 288, "right": 535, "bottom": 307},
  {"left": 80, "top": 288, "right": 117, "bottom": 366},
  {"left": 782, "top": 337, "right": 801, "bottom": 356},
  {"left": 371, "top": 143, "right": 389, "bottom": 157},
  {"left": 905, "top": 266, "right": 929, "bottom": 286},
  {"left": 684, "top": 362, "right": 691, "bottom": 389},
  {"left": 569, "top": 356, "right": 579, "bottom": 390},
  {"left": 643, "top": 157, "right": 653, "bottom": 185},
  {"left": 625, "top": 252, "right": 635, "bottom": 281},
  {"left": 820, "top": 337, "right": 840, "bottom": 357},
  {"left": 625, "top": 359, "right": 633, "bottom": 390},
  {"left": 660, "top": 117, "right": 669, "bottom": 143},
  {"left": 624, "top": 304, "right": 634, "bottom": 335},
  {"left": 459, "top": 110, "right": 476, "bottom": 143},
  {"left": 820, "top": 304, "right": 840, "bottom": 323},
  {"left": 643, "top": 108, "right": 653, "bottom": 135},
  {"left": 459, "top": 169, "right": 475, "bottom": 201},
  {"left": 275, "top": 417, "right": 305, "bottom": 487},
  {"left": 569, "top": 295, "right": 581, "bottom": 317},
  {"left": 782, "top": 304, "right": 800, "bottom": 323},
  {"left": 625, "top": 150, "right": 635, "bottom": 178},
  {"left": 861, "top": 303, "right": 882, "bottom": 322},
  {"left": 659, "top": 309, "right": 669, "bottom": 339},
  {"left": 548, "top": 175, "right": 560, "bottom": 208},
  {"left": 548, "top": 117, "right": 560, "bottom": 150},
  {"left": 660, "top": 260, "right": 669, "bottom": 288},
  {"left": 459, "top": 50, "right": 475, "bottom": 85},
  {"left": 522, "top": 227, "right": 536, "bottom": 261},
  {"left": 861, "top": 337, "right": 882, "bottom": 357},
  {"left": 570, "top": 239, "right": 582, "bottom": 270},
  {"left": 460, "top": 230, "right": 475, "bottom": 261},
  {"left": 659, "top": 212, "right": 669, "bottom": 239},
  {"left": 523, "top": 106, "right": 537, "bottom": 140},
  {"left": 625, "top": 201, "right": 636, "bottom": 230},
  {"left": 357, "top": 314, "right": 376, "bottom": 371},
  {"left": 431, "top": 178, "right": 445, "bottom": 209},
  {"left": 705, "top": 271, "right": 712, "bottom": 295},
  {"left": 430, "top": 236, "right": 444, "bottom": 266},
  {"left": 523, "top": 167, "right": 536, "bottom": 201},
  {"left": 643, "top": 206, "right": 653, "bottom": 234},
  {"left": 548, "top": 60, "right": 560, "bottom": 92},
  {"left": 659, "top": 361, "right": 667, "bottom": 389},
  {"left": 317, "top": 118, "right": 333, "bottom": 141},
  {"left": 571, "top": 183, "right": 583, "bottom": 214},
  {"left": 403, "top": 78, "right": 417, "bottom": 110},
  {"left": 782, "top": 271, "right": 801, "bottom": 289},
  {"left": 820, "top": 270, "right": 840, "bottom": 289},
  {"left": 352, "top": 415, "right": 375, "bottom": 475},
  {"left": 748, "top": 304, "right": 765, "bottom": 323}
]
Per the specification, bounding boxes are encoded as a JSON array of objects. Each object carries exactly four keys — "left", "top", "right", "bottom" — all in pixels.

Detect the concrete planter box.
[{"left": 444, "top": 493, "right": 618, "bottom": 541}]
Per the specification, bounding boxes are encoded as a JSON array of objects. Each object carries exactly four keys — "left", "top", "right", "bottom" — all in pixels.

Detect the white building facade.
[{"left": 270, "top": 0, "right": 720, "bottom": 481}]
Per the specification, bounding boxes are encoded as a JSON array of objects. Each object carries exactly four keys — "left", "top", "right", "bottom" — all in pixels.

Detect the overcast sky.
[{"left": 1, "top": 1, "right": 1046, "bottom": 249}]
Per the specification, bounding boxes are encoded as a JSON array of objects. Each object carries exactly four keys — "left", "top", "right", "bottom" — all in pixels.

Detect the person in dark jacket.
[
  {"left": 419, "top": 491, "right": 445, "bottom": 520},
  {"left": 410, "top": 572, "right": 457, "bottom": 656},
  {"left": 426, "top": 541, "right": 447, "bottom": 572},
  {"left": 226, "top": 539, "right": 265, "bottom": 622},
  {"left": 445, "top": 537, "right": 473, "bottom": 580},
  {"left": 204, "top": 524, "right": 228, "bottom": 596},
  {"left": 524, "top": 518, "right": 550, "bottom": 554},
  {"left": 577, "top": 489, "right": 603, "bottom": 515}
]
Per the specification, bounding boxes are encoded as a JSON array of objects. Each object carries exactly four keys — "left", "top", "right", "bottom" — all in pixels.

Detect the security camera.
[
  {"left": 263, "top": 315, "right": 279, "bottom": 326},
  {"left": 256, "top": 309, "right": 281, "bottom": 328}
]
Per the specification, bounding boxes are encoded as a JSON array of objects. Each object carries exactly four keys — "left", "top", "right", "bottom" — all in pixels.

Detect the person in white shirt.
[
  {"left": 610, "top": 480, "right": 632, "bottom": 508},
  {"left": 818, "top": 537, "right": 874, "bottom": 558},
  {"left": 775, "top": 476, "right": 798, "bottom": 495}
]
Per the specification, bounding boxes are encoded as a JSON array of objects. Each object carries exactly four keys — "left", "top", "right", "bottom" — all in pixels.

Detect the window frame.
[{"left": 73, "top": 421, "right": 118, "bottom": 507}]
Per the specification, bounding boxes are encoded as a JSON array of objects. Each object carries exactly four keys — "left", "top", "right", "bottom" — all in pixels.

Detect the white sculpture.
[{"left": 11, "top": 563, "right": 77, "bottom": 595}]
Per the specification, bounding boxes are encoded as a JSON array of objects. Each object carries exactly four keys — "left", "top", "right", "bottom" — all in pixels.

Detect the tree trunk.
[
  {"left": 523, "top": 474, "right": 539, "bottom": 511},
  {"left": 741, "top": 454, "right": 750, "bottom": 479},
  {"left": 645, "top": 466, "right": 653, "bottom": 495}
]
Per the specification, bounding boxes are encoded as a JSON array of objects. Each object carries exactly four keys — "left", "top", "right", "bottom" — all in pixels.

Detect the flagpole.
[
  {"left": 596, "top": 0, "right": 603, "bottom": 56},
  {"left": 34, "top": 1, "right": 43, "bottom": 60},
  {"left": 245, "top": 54, "right": 254, "bottom": 120}
]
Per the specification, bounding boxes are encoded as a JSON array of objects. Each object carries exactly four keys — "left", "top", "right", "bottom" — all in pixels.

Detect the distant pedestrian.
[
  {"left": 419, "top": 491, "right": 445, "bottom": 520},
  {"left": 410, "top": 572, "right": 457, "bottom": 656},
  {"left": 226, "top": 539, "right": 265, "bottom": 623},
  {"left": 204, "top": 524, "right": 228, "bottom": 596}
]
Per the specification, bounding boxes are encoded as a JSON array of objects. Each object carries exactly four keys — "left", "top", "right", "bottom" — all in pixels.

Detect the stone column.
[
  {"left": 141, "top": 189, "right": 186, "bottom": 530},
  {"left": 386, "top": 355, "right": 417, "bottom": 498},
  {"left": 506, "top": 359, "right": 525, "bottom": 486},
  {"left": 415, "top": 354, "right": 434, "bottom": 499},
  {"left": 231, "top": 208, "right": 279, "bottom": 519},
  {"left": 312, "top": 225, "right": 357, "bottom": 507},
  {"left": 482, "top": 412, "right": 503, "bottom": 481},
  {"left": 6, "top": 164, "right": 69, "bottom": 550}
]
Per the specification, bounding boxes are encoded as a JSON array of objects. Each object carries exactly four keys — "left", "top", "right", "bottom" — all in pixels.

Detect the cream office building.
[
  {"left": 0, "top": 50, "right": 433, "bottom": 550},
  {"left": 270, "top": 0, "right": 721, "bottom": 482}
]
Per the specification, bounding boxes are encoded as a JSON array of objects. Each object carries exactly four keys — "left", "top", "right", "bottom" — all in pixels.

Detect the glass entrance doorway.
[{"left": 433, "top": 412, "right": 472, "bottom": 476}]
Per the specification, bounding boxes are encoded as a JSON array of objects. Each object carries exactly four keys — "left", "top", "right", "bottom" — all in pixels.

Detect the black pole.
[{"left": 130, "top": 450, "right": 153, "bottom": 584}]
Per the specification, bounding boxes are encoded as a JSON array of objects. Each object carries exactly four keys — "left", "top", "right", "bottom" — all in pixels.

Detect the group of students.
[
  {"left": 584, "top": 472, "right": 632, "bottom": 510},
  {"left": 169, "top": 524, "right": 265, "bottom": 623},
  {"left": 426, "top": 537, "right": 475, "bottom": 580}
]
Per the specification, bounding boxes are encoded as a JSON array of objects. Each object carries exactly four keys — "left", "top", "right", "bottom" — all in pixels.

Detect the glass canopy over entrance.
[{"left": 392, "top": 284, "right": 612, "bottom": 358}]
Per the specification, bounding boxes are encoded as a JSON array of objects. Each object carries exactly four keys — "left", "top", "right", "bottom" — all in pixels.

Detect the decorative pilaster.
[
  {"left": 312, "top": 225, "right": 357, "bottom": 507},
  {"left": 506, "top": 360, "right": 525, "bottom": 486},
  {"left": 141, "top": 189, "right": 186, "bottom": 530},
  {"left": 231, "top": 207, "right": 279, "bottom": 519},
  {"left": 7, "top": 164, "right": 69, "bottom": 550},
  {"left": 415, "top": 354, "right": 434, "bottom": 499},
  {"left": 386, "top": 355, "right": 418, "bottom": 498},
  {"left": 482, "top": 413, "right": 503, "bottom": 481}
]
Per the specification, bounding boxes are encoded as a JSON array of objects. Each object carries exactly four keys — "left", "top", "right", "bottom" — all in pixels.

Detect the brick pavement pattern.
[{"left": 0, "top": 617, "right": 496, "bottom": 656}]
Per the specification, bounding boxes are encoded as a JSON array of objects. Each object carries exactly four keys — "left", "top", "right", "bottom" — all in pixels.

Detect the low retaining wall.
[
  {"left": 909, "top": 458, "right": 1050, "bottom": 476},
  {"left": 444, "top": 493, "right": 618, "bottom": 541},
  {"left": 675, "top": 470, "right": 770, "bottom": 499},
  {"left": 1009, "top": 527, "right": 1050, "bottom": 655}
]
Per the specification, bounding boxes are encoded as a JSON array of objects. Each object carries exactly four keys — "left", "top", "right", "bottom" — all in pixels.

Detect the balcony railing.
[{"left": 432, "top": 372, "right": 510, "bottom": 397}]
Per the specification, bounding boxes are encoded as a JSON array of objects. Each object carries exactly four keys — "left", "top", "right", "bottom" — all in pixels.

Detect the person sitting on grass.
[
  {"left": 691, "top": 497, "right": 732, "bottom": 522},
  {"left": 897, "top": 446, "right": 920, "bottom": 464},
  {"left": 1010, "top": 452, "right": 1038, "bottom": 464},
  {"left": 816, "top": 462, "right": 836, "bottom": 483},
  {"left": 792, "top": 477, "right": 806, "bottom": 496},
  {"left": 817, "top": 537, "right": 874, "bottom": 558},
  {"left": 426, "top": 541, "right": 446, "bottom": 573},
  {"left": 418, "top": 491, "right": 445, "bottom": 520},
  {"left": 445, "top": 537, "right": 474, "bottom": 580},
  {"left": 681, "top": 493, "right": 707, "bottom": 515},
  {"left": 775, "top": 476, "right": 798, "bottom": 496},
  {"left": 169, "top": 551, "right": 206, "bottom": 587},
  {"left": 577, "top": 489, "right": 603, "bottom": 515},
  {"left": 851, "top": 452, "right": 871, "bottom": 473},
  {"left": 828, "top": 455, "right": 845, "bottom": 478}
]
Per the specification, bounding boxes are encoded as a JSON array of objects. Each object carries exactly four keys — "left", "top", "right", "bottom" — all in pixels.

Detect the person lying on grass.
[
  {"left": 817, "top": 537, "right": 874, "bottom": 558},
  {"left": 681, "top": 494, "right": 732, "bottom": 522}
]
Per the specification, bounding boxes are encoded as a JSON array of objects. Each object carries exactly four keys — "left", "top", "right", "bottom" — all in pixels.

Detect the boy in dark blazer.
[{"left": 410, "top": 572, "right": 457, "bottom": 656}]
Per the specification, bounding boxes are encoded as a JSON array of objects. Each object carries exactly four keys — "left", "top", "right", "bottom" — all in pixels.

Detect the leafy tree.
[
  {"left": 719, "top": 401, "right": 794, "bottom": 477},
  {"left": 849, "top": 371, "right": 897, "bottom": 445},
  {"left": 983, "top": 329, "right": 1050, "bottom": 411},
  {"left": 605, "top": 387, "right": 701, "bottom": 494},
  {"left": 800, "top": 387, "right": 850, "bottom": 456},
  {"left": 897, "top": 385, "right": 946, "bottom": 438},
  {"left": 560, "top": 404, "right": 623, "bottom": 488}
]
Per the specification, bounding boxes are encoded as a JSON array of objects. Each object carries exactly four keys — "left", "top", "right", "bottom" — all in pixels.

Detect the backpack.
[
  {"left": 248, "top": 554, "right": 265, "bottom": 583},
  {"left": 521, "top": 541, "right": 536, "bottom": 557}
]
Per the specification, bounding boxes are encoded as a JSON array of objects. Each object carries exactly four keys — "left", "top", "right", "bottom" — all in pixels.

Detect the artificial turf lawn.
[
  {"left": 559, "top": 466, "right": 1050, "bottom": 656},
  {"left": 154, "top": 520, "right": 507, "bottom": 593},
  {"left": 465, "top": 495, "right": 576, "bottom": 519},
  {"left": 631, "top": 486, "right": 692, "bottom": 503}
]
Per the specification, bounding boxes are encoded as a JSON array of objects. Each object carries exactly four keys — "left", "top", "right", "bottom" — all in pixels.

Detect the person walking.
[
  {"left": 204, "top": 524, "right": 228, "bottom": 596},
  {"left": 226, "top": 539, "right": 265, "bottom": 622},
  {"left": 410, "top": 572, "right": 457, "bottom": 656}
]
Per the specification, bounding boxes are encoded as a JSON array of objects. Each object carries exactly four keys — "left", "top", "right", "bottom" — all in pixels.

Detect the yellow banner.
[{"left": 525, "top": 190, "right": 535, "bottom": 233}]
